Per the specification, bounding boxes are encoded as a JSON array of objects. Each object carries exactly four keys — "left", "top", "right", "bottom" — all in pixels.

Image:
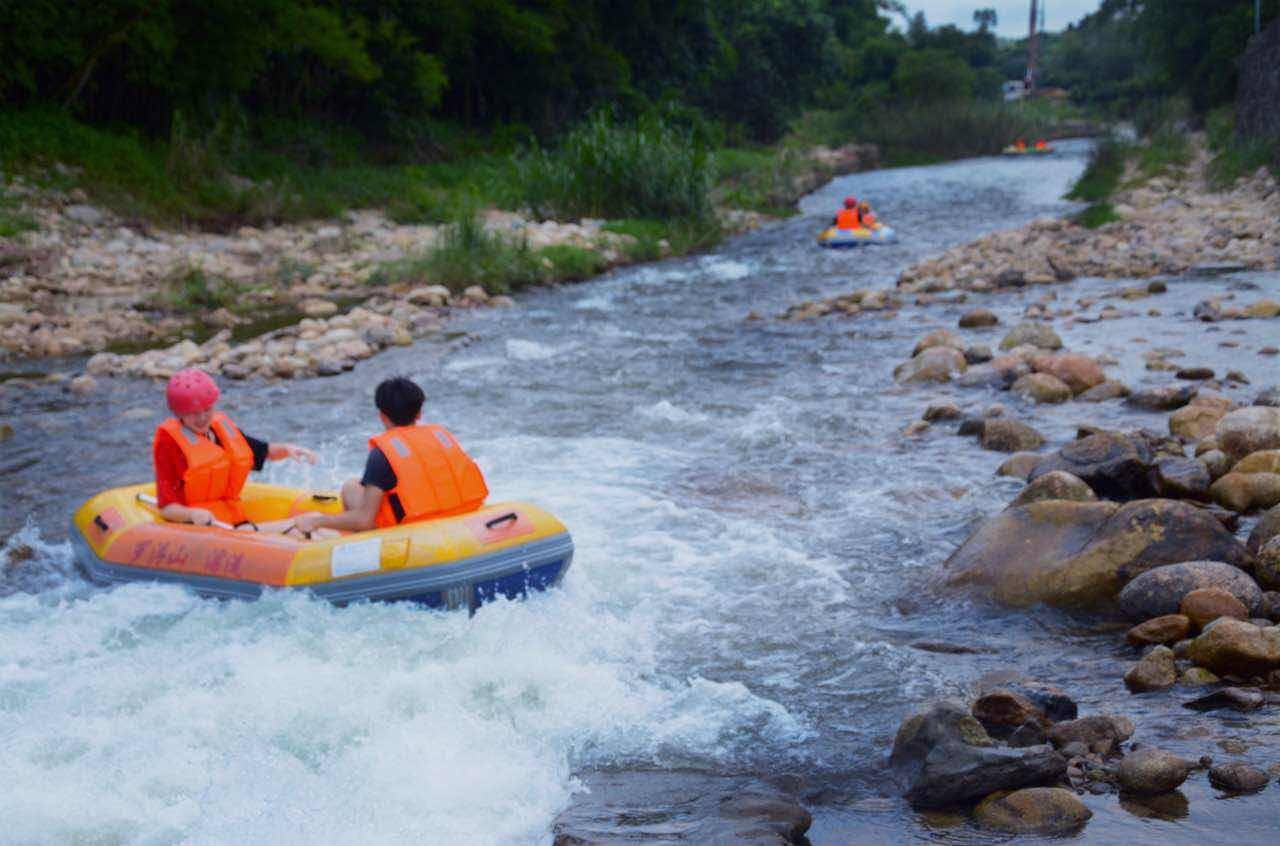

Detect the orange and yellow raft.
[{"left": 71, "top": 483, "right": 573, "bottom": 610}]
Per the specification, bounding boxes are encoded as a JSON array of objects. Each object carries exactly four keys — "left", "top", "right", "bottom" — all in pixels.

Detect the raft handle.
[
  {"left": 93, "top": 515, "right": 109, "bottom": 532},
  {"left": 311, "top": 493, "right": 339, "bottom": 502},
  {"left": 485, "top": 512, "right": 518, "bottom": 530}
]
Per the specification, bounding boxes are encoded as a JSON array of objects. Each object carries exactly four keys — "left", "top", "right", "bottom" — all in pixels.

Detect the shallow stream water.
[{"left": 4, "top": 141, "right": 1280, "bottom": 843}]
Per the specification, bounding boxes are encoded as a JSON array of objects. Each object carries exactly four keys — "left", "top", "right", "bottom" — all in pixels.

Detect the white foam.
[
  {"left": 505, "top": 339, "right": 566, "bottom": 361},
  {"left": 635, "top": 400, "right": 709, "bottom": 426},
  {"left": 702, "top": 258, "right": 752, "bottom": 281}
]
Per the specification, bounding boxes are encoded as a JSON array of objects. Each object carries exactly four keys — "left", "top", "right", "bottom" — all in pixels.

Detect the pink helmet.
[
  {"left": 166, "top": 368, "right": 220, "bottom": 414},
  {"left": 843, "top": 196, "right": 857, "bottom": 209}
]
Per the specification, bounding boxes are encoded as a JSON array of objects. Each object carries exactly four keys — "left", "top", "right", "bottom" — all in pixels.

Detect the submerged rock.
[
  {"left": 1182, "top": 686, "right": 1264, "bottom": 712},
  {"left": 947, "top": 500, "right": 1249, "bottom": 609},
  {"left": 894, "top": 347, "right": 968, "bottom": 383},
  {"left": 1013, "top": 372, "right": 1072, "bottom": 404},
  {"left": 973, "top": 787, "right": 1091, "bottom": 834},
  {"left": 1209, "top": 763, "right": 1269, "bottom": 793},
  {"left": 980, "top": 419, "right": 1045, "bottom": 452},
  {"left": 1118, "top": 560, "right": 1261, "bottom": 620}
]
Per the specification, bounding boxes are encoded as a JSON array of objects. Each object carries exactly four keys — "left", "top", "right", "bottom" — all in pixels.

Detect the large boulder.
[
  {"left": 894, "top": 346, "right": 968, "bottom": 383},
  {"left": 1028, "top": 432, "right": 1154, "bottom": 500},
  {"left": 1118, "top": 560, "right": 1262, "bottom": 620},
  {"left": 1209, "top": 472, "right": 1280, "bottom": 512},
  {"left": 973, "top": 788, "right": 1091, "bottom": 834},
  {"left": 1030, "top": 353, "right": 1105, "bottom": 395},
  {"left": 1118, "top": 748, "right": 1191, "bottom": 795},
  {"left": 1234, "top": 450, "right": 1280, "bottom": 474},
  {"left": 1216, "top": 407, "right": 1280, "bottom": 461},
  {"left": 1187, "top": 618, "right": 1280, "bottom": 677},
  {"left": 946, "top": 500, "right": 1250, "bottom": 608}
]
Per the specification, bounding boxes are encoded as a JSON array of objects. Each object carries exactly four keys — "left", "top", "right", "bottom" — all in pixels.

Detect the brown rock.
[
  {"left": 1256, "top": 537, "right": 1280, "bottom": 591},
  {"left": 1029, "top": 353, "right": 1105, "bottom": 394},
  {"left": 1210, "top": 472, "right": 1280, "bottom": 512},
  {"left": 1124, "top": 645, "right": 1177, "bottom": 692},
  {"left": 1209, "top": 763, "right": 1270, "bottom": 792},
  {"left": 1126, "top": 615, "right": 1191, "bottom": 648},
  {"left": 972, "top": 690, "right": 1047, "bottom": 735},
  {"left": 923, "top": 402, "right": 962, "bottom": 421},
  {"left": 980, "top": 419, "right": 1045, "bottom": 452},
  {"left": 1047, "top": 715, "right": 1134, "bottom": 755},
  {"left": 1233, "top": 449, "right": 1280, "bottom": 474},
  {"left": 912, "top": 328, "right": 965, "bottom": 356},
  {"left": 959, "top": 309, "right": 999, "bottom": 328},
  {"left": 894, "top": 347, "right": 968, "bottom": 383},
  {"left": 1011, "top": 471, "right": 1096, "bottom": 506},
  {"left": 973, "top": 787, "right": 1091, "bottom": 834},
  {"left": 1200, "top": 450, "right": 1234, "bottom": 481},
  {"left": 1079, "top": 380, "right": 1131, "bottom": 402},
  {"left": 1187, "top": 618, "right": 1280, "bottom": 677},
  {"left": 1180, "top": 587, "right": 1249, "bottom": 630},
  {"left": 1118, "top": 748, "right": 1191, "bottom": 795},
  {"left": 997, "top": 452, "right": 1042, "bottom": 480},
  {"left": 1216, "top": 406, "right": 1280, "bottom": 460},
  {"left": 1169, "top": 405, "right": 1228, "bottom": 441},
  {"left": 1013, "top": 372, "right": 1072, "bottom": 404},
  {"left": 1247, "top": 505, "right": 1280, "bottom": 554}
]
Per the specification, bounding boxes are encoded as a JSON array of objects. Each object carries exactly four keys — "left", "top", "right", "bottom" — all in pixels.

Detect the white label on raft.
[{"left": 331, "top": 539, "right": 382, "bottom": 578}]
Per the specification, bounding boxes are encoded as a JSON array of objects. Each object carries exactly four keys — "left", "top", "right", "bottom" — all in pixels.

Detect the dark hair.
[{"left": 375, "top": 377, "right": 425, "bottom": 426}]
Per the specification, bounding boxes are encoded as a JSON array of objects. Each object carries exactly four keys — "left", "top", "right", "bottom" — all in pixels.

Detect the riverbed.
[{"left": 4, "top": 141, "right": 1279, "bottom": 843}]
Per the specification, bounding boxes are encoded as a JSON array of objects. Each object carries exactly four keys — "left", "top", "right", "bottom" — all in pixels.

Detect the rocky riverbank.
[{"left": 0, "top": 143, "right": 875, "bottom": 386}]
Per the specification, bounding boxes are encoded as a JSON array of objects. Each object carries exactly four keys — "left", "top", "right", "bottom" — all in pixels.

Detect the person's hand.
[
  {"left": 293, "top": 512, "right": 325, "bottom": 534},
  {"left": 188, "top": 508, "right": 215, "bottom": 526},
  {"left": 282, "top": 444, "right": 318, "bottom": 464}
]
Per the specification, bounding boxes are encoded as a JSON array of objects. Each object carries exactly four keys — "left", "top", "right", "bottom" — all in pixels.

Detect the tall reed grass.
[{"left": 516, "top": 112, "right": 713, "bottom": 221}]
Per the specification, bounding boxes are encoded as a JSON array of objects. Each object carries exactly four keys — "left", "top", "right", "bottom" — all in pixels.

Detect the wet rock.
[
  {"left": 904, "top": 744, "right": 1068, "bottom": 809},
  {"left": 958, "top": 416, "right": 987, "bottom": 436},
  {"left": 1256, "top": 537, "right": 1280, "bottom": 590},
  {"left": 994, "top": 268, "right": 1027, "bottom": 288},
  {"left": 1200, "top": 450, "right": 1234, "bottom": 481},
  {"left": 68, "top": 374, "right": 97, "bottom": 396},
  {"left": 1118, "top": 748, "right": 1191, "bottom": 795},
  {"left": 1029, "top": 353, "right": 1105, "bottom": 394},
  {"left": 923, "top": 402, "right": 962, "bottom": 421},
  {"left": 1126, "top": 615, "right": 1191, "bottom": 648},
  {"left": 1248, "top": 506, "right": 1280, "bottom": 554},
  {"left": 903, "top": 420, "right": 931, "bottom": 437},
  {"left": 1209, "top": 763, "right": 1269, "bottom": 793},
  {"left": 1008, "top": 721, "right": 1048, "bottom": 748},
  {"left": 964, "top": 344, "right": 993, "bottom": 364},
  {"left": 1180, "top": 587, "right": 1249, "bottom": 630},
  {"left": 1187, "top": 618, "right": 1280, "bottom": 676},
  {"left": 1028, "top": 432, "right": 1154, "bottom": 500},
  {"left": 1195, "top": 299, "right": 1222, "bottom": 322},
  {"left": 1255, "top": 387, "right": 1280, "bottom": 407},
  {"left": 1179, "top": 667, "right": 1221, "bottom": 686},
  {"left": 972, "top": 690, "right": 1046, "bottom": 737},
  {"left": 1128, "top": 385, "right": 1198, "bottom": 412},
  {"left": 1011, "top": 471, "right": 1096, "bottom": 506},
  {"left": 1118, "top": 560, "right": 1261, "bottom": 620},
  {"left": 1176, "top": 367, "right": 1215, "bottom": 380},
  {"left": 1125, "top": 645, "right": 1177, "bottom": 692},
  {"left": 949, "top": 501, "right": 1250, "bottom": 609},
  {"left": 1234, "top": 450, "right": 1280, "bottom": 474},
  {"left": 1216, "top": 406, "right": 1280, "bottom": 460},
  {"left": 972, "top": 787, "right": 1091, "bottom": 834},
  {"left": 1078, "top": 380, "right": 1131, "bottom": 402},
  {"left": 959, "top": 309, "right": 999, "bottom": 328},
  {"left": 551, "top": 770, "right": 811, "bottom": 846},
  {"left": 894, "top": 347, "right": 967, "bottom": 383},
  {"left": 999, "top": 322, "right": 1062, "bottom": 351},
  {"left": 1149, "top": 456, "right": 1211, "bottom": 501},
  {"left": 1259, "top": 590, "right": 1280, "bottom": 621},
  {"left": 980, "top": 419, "right": 1044, "bottom": 452},
  {"left": 1210, "top": 472, "right": 1280, "bottom": 512},
  {"left": 1048, "top": 715, "right": 1134, "bottom": 755},
  {"left": 912, "top": 329, "right": 965, "bottom": 356},
  {"left": 1169, "top": 404, "right": 1229, "bottom": 441},
  {"left": 1245, "top": 300, "right": 1280, "bottom": 319},
  {"left": 1183, "top": 686, "right": 1264, "bottom": 712},
  {"left": 1118, "top": 790, "right": 1189, "bottom": 821},
  {"left": 1013, "top": 372, "right": 1072, "bottom": 404},
  {"left": 997, "top": 452, "right": 1042, "bottom": 480}
]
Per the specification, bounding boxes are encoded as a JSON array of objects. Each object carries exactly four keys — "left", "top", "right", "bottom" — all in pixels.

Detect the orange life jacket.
[
  {"left": 860, "top": 211, "right": 877, "bottom": 227},
  {"left": 1034, "top": 139, "right": 1048, "bottom": 150},
  {"left": 836, "top": 208, "right": 862, "bottom": 229},
  {"left": 369, "top": 424, "right": 489, "bottom": 528},
  {"left": 156, "top": 413, "right": 254, "bottom": 524}
]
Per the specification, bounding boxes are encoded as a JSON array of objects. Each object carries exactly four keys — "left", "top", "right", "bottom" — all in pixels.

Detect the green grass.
[
  {"left": 155, "top": 266, "right": 255, "bottom": 313},
  {"left": 1074, "top": 202, "right": 1120, "bottom": 229},
  {"left": 0, "top": 190, "right": 37, "bottom": 237},
  {"left": 1205, "top": 106, "right": 1280, "bottom": 189},
  {"left": 369, "top": 214, "right": 544, "bottom": 295},
  {"left": 516, "top": 111, "right": 713, "bottom": 222},
  {"left": 712, "top": 146, "right": 814, "bottom": 216},
  {"left": 1067, "top": 136, "right": 1131, "bottom": 202},
  {"left": 1136, "top": 126, "right": 1192, "bottom": 179},
  {"left": 603, "top": 217, "right": 723, "bottom": 261},
  {"left": 539, "top": 245, "right": 609, "bottom": 281}
]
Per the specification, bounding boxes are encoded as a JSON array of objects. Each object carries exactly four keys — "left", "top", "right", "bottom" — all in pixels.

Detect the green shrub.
[
  {"left": 539, "top": 245, "right": 608, "bottom": 281},
  {"left": 0, "top": 190, "right": 37, "bottom": 237},
  {"left": 157, "top": 267, "right": 253, "bottom": 313},
  {"left": 371, "top": 214, "right": 543, "bottom": 295},
  {"left": 1067, "top": 136, "right": 1131, "bottom": 202},
  {"left": 516, "top": 112, "right": 712, "bottom": 221},
  {"left": 1074, "top": 202, "right": 1120, "bottom": 229},
  {"left": 1137, "top": 126, "right": 1192, "bottom": 178}
]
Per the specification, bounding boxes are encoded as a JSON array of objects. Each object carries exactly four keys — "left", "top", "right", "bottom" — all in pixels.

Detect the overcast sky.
[{"left": 901, "top": 1, "right": 1101, "bottom": 38}]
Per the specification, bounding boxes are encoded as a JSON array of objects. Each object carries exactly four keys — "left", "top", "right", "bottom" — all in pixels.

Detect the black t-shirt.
[
  {"left": 210, "top": 428, "right": 269, "bottom": 471},
  {"left": 361, "top": 446, "right": 402, "bottom": 521}
]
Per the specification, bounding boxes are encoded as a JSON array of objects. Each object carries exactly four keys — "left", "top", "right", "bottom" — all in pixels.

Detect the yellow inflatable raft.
[
  {"left": 817, "top": 223, "right": 897, "bottom": 248},
  {"left": 71, "top": 483, "right": 573, "bottom": 610}
]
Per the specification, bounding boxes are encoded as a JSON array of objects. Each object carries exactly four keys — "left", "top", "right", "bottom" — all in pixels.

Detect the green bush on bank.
[
  {"left": 1205, "top": 107, "right": 1280, "bottom": 188},
  {"left": 516, "top": 112, "right": 713, "bottom": 222},
  {"left": 1067, "top": 136, "right": 1130, "bottom": 202}
]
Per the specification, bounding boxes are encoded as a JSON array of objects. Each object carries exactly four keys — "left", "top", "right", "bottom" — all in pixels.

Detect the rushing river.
[{"left": 4, "top": 141, "right": 1280, "bottom": 844}]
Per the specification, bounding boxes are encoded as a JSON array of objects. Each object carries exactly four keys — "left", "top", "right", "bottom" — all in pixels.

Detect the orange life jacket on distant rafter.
[
  {"left": 368, "top": 424, "right": 489, "bottom": 528},
  {"left": 836, "top": 208, "right": 862, "bottom": 229},
  {"left": 156, "top": 413, "right": 254, "bottom": 523}
]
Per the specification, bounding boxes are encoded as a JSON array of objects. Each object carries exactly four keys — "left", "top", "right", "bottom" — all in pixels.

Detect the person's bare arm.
[
  {"left": 160, "top": 503, "right": 215, "bottom": 525},
  {"left": 294, "top": 484, "right": 382, "bottom": 534},
  {"left": 267, "top": 443, "right": 318, "bottom": 463}
]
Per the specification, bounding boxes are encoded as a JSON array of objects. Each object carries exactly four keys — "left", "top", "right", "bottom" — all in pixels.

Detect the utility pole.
[{"left": 1026, "top": 0, "right": 1039, "bottom": 95}]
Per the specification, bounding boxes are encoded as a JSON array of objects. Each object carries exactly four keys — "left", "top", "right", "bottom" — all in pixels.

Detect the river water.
[{"left": 4, "top": 141, "right": 1280, "bottom": 844}]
